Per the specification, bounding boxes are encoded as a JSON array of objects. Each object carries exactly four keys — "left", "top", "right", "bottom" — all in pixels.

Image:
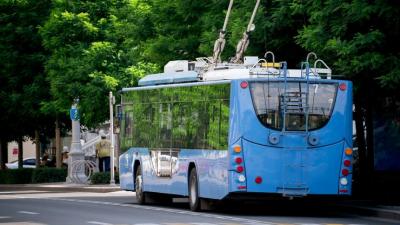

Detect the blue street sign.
[{"left": 70, "top": 108, "right": 80, "bottom": 121}]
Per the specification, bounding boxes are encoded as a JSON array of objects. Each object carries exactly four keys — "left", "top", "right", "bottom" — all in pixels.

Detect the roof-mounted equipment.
[
  {"left": 212, "top": 0, "right": 234, "bottom": 64},
  {"left": 231, "top": 0, "right": 261, "bottom": 64}
]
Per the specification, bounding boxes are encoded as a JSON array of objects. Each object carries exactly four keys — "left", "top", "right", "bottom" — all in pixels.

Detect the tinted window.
[
  {"left": 250, "top": 81, "right": 337, "bottom": 131},
  {"left": 120, "top": 83, "right": 230, "bottom": 153}
]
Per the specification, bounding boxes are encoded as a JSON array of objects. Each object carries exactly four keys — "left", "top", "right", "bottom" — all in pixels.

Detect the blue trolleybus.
[{"left": 118, "top": 51, "right": 353, "bottom": 211}]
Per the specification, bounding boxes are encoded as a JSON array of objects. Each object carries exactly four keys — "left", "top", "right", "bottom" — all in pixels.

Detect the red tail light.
[
  {"left": 342, "top": 169, "right": 349, "bottom": 176},
  {"left": 344, "top": 160, "right": 351, "bottom": 167},
  {"left": 236, "top": 166, "right": 244, "bottom": 173},
  {"left": 235, "top": 157, "right": 243, "bottom": 164},
  {"left": 255, "top": 176, "right": 262, "bottom": 184},
  {"left": 240, "top": 81, "right": 248, "bottom": 89},
  {"left": 339, "top": 83, "right": 346, "bottom": 91}
]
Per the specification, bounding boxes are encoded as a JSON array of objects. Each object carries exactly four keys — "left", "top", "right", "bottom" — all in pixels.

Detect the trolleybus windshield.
[{"left": 250, "top": 81, "right": 337, "bottom": 131}]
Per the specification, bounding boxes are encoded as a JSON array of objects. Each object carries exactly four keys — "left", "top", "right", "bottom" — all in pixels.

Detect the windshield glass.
[{"left": 249, "top": 81, "right": 337, "bottom": 131}]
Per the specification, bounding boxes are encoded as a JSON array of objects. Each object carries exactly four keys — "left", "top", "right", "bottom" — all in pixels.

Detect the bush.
[
  {"left": 0, "top": 168, "right": 34, "bottom": 184},
  {"left": 90, "top": 171, "right": 119, "bottom": 184},
  {"left": 31, "top": 168, "right": 67, "bottom": 183},
  {"left": 0, "top": 168, "right": 67, "bottom": 184}
]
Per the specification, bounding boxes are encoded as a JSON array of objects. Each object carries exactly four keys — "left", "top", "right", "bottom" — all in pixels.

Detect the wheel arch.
[
  {"left": 133, "top": 160, "right": 141, "bottom": 188},
  {"left": 187, "top": 161, "right": 197, "bottom": 184}
]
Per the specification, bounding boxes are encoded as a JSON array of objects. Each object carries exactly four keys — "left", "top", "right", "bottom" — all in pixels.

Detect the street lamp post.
[
  {"left": 109, "top": 92, "right": 116, "bottom": 185},
  {"left": 67, "top": 98, "right": 86, "bottom": 183}
]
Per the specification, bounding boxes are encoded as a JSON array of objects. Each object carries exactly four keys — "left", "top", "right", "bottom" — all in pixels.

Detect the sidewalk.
[{"left": 0, "top": 182, "right": 120, "bottom": 193}]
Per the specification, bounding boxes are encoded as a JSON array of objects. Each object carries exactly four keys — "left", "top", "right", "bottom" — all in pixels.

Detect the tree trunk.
[
  {"left": 35, "top": 130, "right": 40, "bottom": 168},
  {"left": 56, "top": 119, "right": 62, "bottom": 168},
  {"left": 0, "top": 138, "right": 8, "bottom": 170},
  {"left": 18, "top": 137, "right": 23, "bottom": 169}
]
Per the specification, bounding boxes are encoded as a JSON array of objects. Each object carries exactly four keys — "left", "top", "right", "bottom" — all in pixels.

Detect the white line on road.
[
  {"left": 0, "top": 216, "right": 11, "bottom": 219},
  {"left": 49, "top": 198, "right": 275, "bottom": 225},
  {"left": 0, "top": 190, "right": 47, "bottom": 194},
  {"left": 134, "top": 224, "right": 162, "bottom": 225},
  {"left": 87, "top": 221, "right": 114, "bottom": 225},
  {"left": 192, "top": 223, "right": 219, "bottom": 225},
  {"left": 17, "top": 211, "right": 39, "bottom": 215}
]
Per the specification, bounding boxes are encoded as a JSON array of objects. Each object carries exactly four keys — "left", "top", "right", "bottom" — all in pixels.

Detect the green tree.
[
  {"left": 0, "top": 0, "right": 53, "bottom": 169},
  {"left": 40, "top": 0, "right": 159, "bottom": 128}
]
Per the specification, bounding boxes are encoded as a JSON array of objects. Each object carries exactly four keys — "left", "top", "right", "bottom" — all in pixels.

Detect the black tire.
[
  {"left": 189, "top": 167, "right": 201, "bottom": 211},
  {"left": 135, "top": 166, "right": 145, "bottom": 204}
]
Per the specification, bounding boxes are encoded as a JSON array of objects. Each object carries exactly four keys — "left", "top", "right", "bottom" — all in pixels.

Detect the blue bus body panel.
[
  {"left": 242, "top": 140, "right": 344, "bottom": 194},
  {"left": 119, "top": 148, "right": 229, "bottom": 199},
  {"left": 119, "top": 148, "right": 148, "bottom": 191},
  {"left": 228, "top": 79, "right": 353, "bottom": 196}
]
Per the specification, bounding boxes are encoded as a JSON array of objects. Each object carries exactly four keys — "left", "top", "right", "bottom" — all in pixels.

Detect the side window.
[
  {"left": 121, "top": 83, "right": 230, "bottom": 150},
  {"left": 159, "top": 103, "right": 173, "bottom": 148},
  {"left": 124, "top": 112, "right": 132, "bottom": 137}
]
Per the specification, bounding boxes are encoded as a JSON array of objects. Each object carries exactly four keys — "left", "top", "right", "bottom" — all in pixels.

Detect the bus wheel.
[
  {"left": 189, "top": 168, "right": 200, "bottom": 211},
  {"left": 135, "top": 167, "right": 145, "bottom": 204}
]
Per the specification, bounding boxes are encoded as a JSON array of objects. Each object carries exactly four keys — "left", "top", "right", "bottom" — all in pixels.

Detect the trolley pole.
[{"left": 109, "top": 92, "right": 116, "bottom": 185}]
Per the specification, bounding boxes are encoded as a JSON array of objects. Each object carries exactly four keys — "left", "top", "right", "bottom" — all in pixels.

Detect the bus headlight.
[{"left": 340, "top": 177, "right": 348, "bottom": 185}]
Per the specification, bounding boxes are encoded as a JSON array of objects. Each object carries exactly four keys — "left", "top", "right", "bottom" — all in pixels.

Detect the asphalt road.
[{"left": 0, "top": 190, "right": 398, "bottom": 225}]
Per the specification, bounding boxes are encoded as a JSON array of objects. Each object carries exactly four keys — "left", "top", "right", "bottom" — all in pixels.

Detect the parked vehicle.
[{"left": 5, "top": 157, "right": 38, "bottom": 169}]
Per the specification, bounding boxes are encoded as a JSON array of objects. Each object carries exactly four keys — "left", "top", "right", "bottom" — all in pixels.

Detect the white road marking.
[
  {"left": 3, "top": 192, "right": 367, "bottom": 225},
  {"left": 296, "top": 224, "right": 321, "bottom": 225},
  {"left": 87, "top": 221, "right": 113, "bottom": 225},
  {"left": 134, "top": 224, "right": 161, "bottom": 225},
  {"left": 0, "top": 190, "right": 47, "bottom": 194},
  {"left": 192, "top": 223, "right": 218, "bottom": 225},
  {"left": 0, "top": 216, "right": 11, "bottom": 219},
  {"left": 48, "top": 198, "right": 276, "bottom": 225},
  {"left": 17, "top": 211, "right": 39, "bottom": 215}
]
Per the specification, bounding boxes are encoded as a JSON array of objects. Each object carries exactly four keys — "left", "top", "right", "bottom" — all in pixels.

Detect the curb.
[{"left": 0, "top": 183, "right": 120, "bottom": 193}]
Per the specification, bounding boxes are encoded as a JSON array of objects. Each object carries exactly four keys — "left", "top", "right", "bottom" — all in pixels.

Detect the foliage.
[
  {"left": 0, "top": 168, "right": 34, "bottom": 184},
  {"left": 0, "top": 168, "right": 67, "bottom": 184},
  {"left": 31, "top": 168, "right": 67, "bottom": 183},
  {"left": 39, "top": 0, "right": 162, "bottom": 127},
  {"left": 90, "top": 171, "right": 119, "bottom": 184},
  {"left": 0, "top": 0, "right": 53, "bottom": 143}
]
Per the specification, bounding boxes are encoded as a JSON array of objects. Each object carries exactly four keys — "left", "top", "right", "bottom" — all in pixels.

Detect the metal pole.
[
  {"left": 222, "top": 0, "right": 234, "bottom": 32},
  {"left": 246, "top": 0, "right": 260, "bottom": 32},
  {"left": 109, "top": 91, "right": 116, "bottom": 185}
]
